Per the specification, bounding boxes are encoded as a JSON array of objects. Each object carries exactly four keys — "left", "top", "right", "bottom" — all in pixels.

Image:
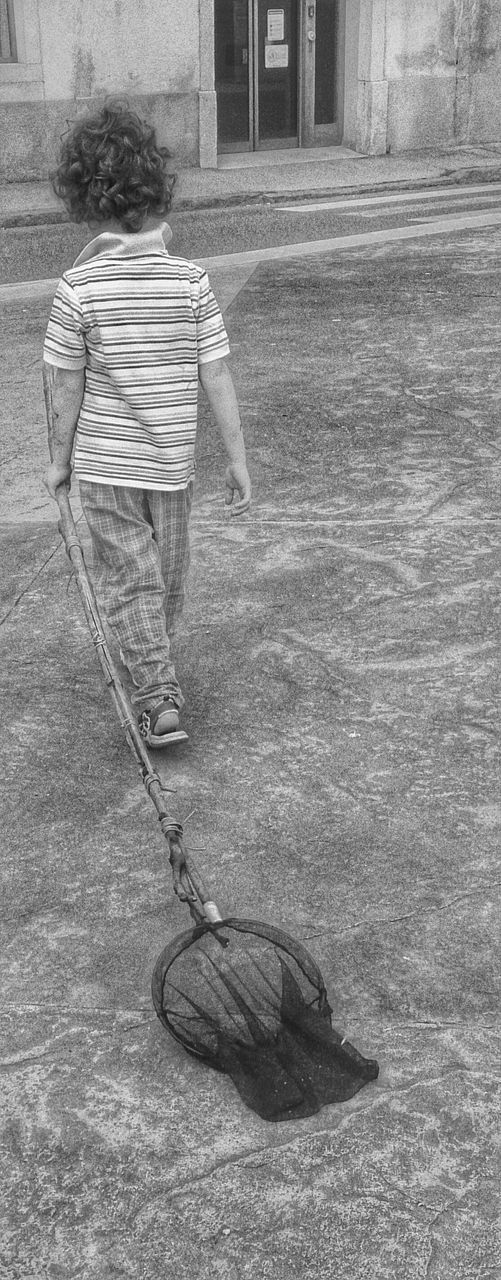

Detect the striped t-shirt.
[{"left": 43, "top": 222, "right": 230, "bottom": 490}]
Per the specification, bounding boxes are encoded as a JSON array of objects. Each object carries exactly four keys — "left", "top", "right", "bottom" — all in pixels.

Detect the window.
[{"left": 0, "top": 0, "right": 17, "bottom": 62}]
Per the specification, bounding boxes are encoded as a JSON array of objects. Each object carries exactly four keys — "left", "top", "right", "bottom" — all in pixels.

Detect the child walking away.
[{"left": 43, "top": 99, "right": 251, "bottom": 748}]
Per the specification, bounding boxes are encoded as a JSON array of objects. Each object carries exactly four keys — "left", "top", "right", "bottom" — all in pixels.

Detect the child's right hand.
[
  {"left": 44, "top": 462, "right": 72, "bottom": 500},
  {"left": 225, "top": 462, "right": 251, "bottom": 515}
]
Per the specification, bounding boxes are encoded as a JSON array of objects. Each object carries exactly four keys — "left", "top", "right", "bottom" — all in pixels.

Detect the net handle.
[
  {"left": 169, "top": 843, "right": 223, "bottom": 924},
  {"left": 55, "top": 484, "right": 222, "bottom": 924}
]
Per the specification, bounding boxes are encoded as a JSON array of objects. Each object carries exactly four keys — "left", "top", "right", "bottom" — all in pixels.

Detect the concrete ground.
[{"left": 1, "top": 207, "right": 500, "bottom": 1275}]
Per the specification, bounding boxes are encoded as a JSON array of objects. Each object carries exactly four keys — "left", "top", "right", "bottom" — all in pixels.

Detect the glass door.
[
  {"left": 215, "top": 0, "right": 252, "bottom": 151},
  {"left": 215, "top": 0, "right": 298, "bottom": 151},
  {"left": 314, "top": 0, "right": 343, "bottom": 141},
  {"left": 256, "top": 1, "right": 298, "bottom": 147}
]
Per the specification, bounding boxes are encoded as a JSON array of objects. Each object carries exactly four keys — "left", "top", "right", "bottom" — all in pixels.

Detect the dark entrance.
[
  {"left": 215, "top": 1, "right": 343, "bottom": 153},
  {"left": 215, "top": 0, "right": 298, "bottom": 151}
]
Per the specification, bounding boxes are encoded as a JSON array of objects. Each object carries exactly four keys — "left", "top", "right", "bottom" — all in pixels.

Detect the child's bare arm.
[
  {"left": 43, "top": 362, "right": 85, "bottom": 498},
  {"left": 199, "top": 357, "right": 251, "bottom": 514}
]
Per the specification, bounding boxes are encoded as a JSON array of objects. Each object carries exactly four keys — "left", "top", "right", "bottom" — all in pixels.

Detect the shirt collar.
[{"left": 72, "top": 220, "right": 173, "bottom": 267}]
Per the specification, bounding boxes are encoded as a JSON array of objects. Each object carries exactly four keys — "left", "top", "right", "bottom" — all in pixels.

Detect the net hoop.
[{"left": 151, "top": 917, "right": 331, "bottom": 1063}]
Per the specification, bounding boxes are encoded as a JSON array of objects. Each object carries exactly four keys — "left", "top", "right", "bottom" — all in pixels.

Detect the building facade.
[{"left": 1, "top": 0, "right": 500, "bottom": 181}]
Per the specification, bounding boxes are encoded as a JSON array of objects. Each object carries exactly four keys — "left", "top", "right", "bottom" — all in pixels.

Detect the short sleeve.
[
  {"left": 194, "top": 270, "right": 230, "bottom": 365},
  {"left": 43, "top": 276, "right": 87, "bottom": 370}
]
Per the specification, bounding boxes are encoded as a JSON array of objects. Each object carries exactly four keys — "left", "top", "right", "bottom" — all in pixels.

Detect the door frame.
[
  {"left": 198, "top": 0, "right": 348, "bottom": 165},
  {"left": 211, "top": 0, "right": 345, "bottom": 153}
]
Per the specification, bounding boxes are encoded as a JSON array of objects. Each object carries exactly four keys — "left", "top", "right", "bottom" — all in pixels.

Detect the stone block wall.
[
  {"left": 0, "top": 0, "right": 202, "bottom": 180},
  {"left": 384, "top": 0, "right": 501, "bottom": 151},
  {"left": 1, "top": 0, "right": 500, "bottom": 178}
]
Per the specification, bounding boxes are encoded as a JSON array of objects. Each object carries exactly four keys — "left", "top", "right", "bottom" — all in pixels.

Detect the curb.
[{"left": 1, "top": 164, "right": 501, "bottom": 228}]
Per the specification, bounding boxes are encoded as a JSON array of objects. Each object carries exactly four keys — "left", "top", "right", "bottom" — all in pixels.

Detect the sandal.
[{"left": 138, "top": 698, "right": 180, "bottom": 748}]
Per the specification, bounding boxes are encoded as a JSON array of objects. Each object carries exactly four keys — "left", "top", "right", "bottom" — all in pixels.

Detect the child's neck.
[{"left": 87, "top": 215, "right": 163, "bottom": 236}]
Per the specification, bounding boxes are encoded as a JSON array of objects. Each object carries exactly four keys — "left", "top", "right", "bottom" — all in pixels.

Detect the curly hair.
[{"left": 53, "top": 98, "right": 176, "bottom": 232}]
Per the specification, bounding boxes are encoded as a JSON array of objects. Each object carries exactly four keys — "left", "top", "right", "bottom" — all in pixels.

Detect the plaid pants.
[{"left": 79, "top": 480, "right": 192, "bottom": 712}]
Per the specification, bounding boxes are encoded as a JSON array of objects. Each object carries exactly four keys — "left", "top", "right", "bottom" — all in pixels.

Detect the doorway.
[
  {"left": 215, "top": 1, "right": 343, "bottom": 153},
  {"left": 215, "top": 1, "right": 298, "bottom": 151}
]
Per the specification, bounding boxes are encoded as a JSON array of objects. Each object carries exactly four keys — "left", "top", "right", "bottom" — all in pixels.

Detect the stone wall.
[
  {"left": 1, "top": 0, "right": 500, "bottom": 179},
  {"left": 0, "top": 0, "right": 202, "bottom": 180},
  {"left": 384, "top": 0, "right": 501, "bottom": 151}
]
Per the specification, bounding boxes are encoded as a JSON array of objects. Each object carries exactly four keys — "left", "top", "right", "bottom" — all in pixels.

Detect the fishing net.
[
  {"left": 152, "top": 917, "right": 379, "bottom": 1122},
  {"left": 52, "top": 488, "right": 379, "bottom": 1123}
]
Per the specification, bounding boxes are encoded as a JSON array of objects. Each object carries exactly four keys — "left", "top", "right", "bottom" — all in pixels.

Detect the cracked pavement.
[{"left": 1, "top": 222, "right": 500, "bottom": 1278}]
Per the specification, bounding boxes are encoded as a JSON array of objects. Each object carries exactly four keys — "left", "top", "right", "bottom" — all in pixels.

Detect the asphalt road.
[
  {"left": 1, "top": 187, "right": 500, "bottom": 1277},
  {"left": 1, "top": 181, "right": 501, "bottom": 283}
]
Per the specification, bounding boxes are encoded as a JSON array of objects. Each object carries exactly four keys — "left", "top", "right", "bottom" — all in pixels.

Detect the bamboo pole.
[{"left": 55, "top": 485, "right": 222, "bottom": 925}]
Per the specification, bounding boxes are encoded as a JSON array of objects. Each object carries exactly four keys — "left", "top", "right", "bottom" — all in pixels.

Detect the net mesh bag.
[{"left": 152, "top": 918, "right": 379, "bottom": 1121}]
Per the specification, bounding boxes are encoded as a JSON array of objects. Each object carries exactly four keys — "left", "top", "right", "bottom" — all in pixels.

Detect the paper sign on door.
[
  {"left": 267, "top": 9, "right": 285, "bottom": 41},
  {"left": 264, "top": 43, "right": 289, "bottom": 68}
]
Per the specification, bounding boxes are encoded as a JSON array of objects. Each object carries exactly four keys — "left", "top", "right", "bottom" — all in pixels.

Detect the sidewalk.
[{"left": 2, "top": 141, "right": 501, "bottom": 224}]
